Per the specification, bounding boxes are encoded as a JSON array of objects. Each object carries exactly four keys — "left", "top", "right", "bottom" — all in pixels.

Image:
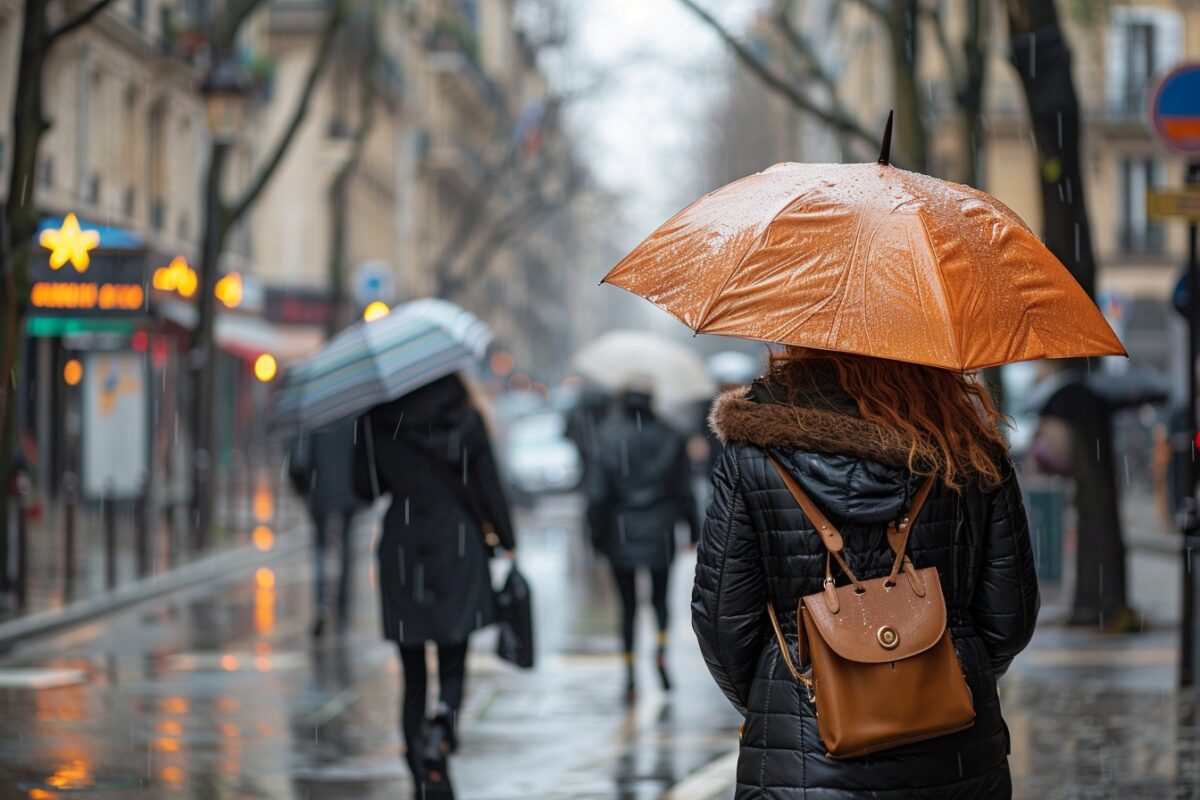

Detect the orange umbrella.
[{"left": 603, "top": 127, "right": 1124, "bottom": 372}]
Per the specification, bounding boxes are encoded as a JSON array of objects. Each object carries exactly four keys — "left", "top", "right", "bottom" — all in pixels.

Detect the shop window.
[{"left": 1118, "top": 158, "right": 1165, "bottom": 256}]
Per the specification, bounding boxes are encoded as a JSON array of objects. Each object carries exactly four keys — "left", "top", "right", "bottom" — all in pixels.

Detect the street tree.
[
  {"left": 190, "top": 0, "right": 346, "bottom": 545},
  {"left": 0, "top": 0, "right": 122, "bottom": 593},
  {"left": 326, "top": 0, "right": 382, "bottom": 335},
  {"left": 1005, "top": 0, "right": 1131, "bottom": 630}
]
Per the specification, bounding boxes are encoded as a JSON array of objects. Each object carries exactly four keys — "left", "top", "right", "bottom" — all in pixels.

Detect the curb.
[{"left": 0, "top": 529, "right": 308, "bottom": 652}]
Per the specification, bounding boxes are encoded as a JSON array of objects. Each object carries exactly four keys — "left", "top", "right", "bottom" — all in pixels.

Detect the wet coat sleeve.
[
  {"left": 691, "top": 446, "right": 765, "bottom": 716},
  {"left": 673, "top": 438, "right": 701, "bottom": 544},
  {"left": 970, "top": 467, "right": 1040, "bottom": 676},
  {"left": 465, "top": 411, "right": 517, "bottom": 551}
]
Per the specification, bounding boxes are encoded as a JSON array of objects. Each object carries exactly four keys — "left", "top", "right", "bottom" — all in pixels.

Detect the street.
[{"left": 0, "top": 491, "right": 1191, "bottom": 799}]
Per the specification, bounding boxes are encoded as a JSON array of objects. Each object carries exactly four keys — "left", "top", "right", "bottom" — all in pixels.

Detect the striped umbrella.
[{"left": 273, "top": 298, "right": 492, "bottom": 432}]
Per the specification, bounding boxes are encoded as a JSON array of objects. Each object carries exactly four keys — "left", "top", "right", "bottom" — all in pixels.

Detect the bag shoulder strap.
[{"left": 768, "top": 457, "right": 936, "bottom": 561}]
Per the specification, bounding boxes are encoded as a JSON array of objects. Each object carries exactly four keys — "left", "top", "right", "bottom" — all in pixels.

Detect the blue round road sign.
[{"left": 1150, "top": 64, "right": 1200, "bottom": 156}]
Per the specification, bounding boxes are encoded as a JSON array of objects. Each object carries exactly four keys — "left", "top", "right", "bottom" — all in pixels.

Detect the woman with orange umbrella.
[{"left": 602, "top": 115, "right": 1123, "bottom": 798}]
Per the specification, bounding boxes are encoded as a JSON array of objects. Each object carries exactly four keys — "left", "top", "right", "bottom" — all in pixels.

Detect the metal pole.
[
  {"left": 103, "top": 489, "right": 116, "bottom": 591},
  {"left": 63, "top": 473, "right": 76, "bottom": 602},
  {"left": 1183, "top": 161, "right": 1200, "bottom": 689},
  {"left": 14, "top": 472, "right": 28, "bottom": 609},
  {"left": 136, "top": 487, "right": 149, "bottom": 578}
]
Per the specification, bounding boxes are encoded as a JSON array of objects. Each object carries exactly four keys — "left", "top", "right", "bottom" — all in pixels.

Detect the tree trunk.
[
  {"left": 1007, "top": 0, "right": 1128, "bottom": 625},
  {"left": 960, "top": 0, "right": 987, "bottom": 189},
  {"left": 0, "top": 0, "right": 52, "bottom": 594},
  {"left": 1006, "top": 3, "right": 1095, "bottom": 297},
  {"left": 887, "top": 0, "right": 926, "bottom": 172},
  {"left": 189, "top": 141, "right": 229, "bottom": 550}
]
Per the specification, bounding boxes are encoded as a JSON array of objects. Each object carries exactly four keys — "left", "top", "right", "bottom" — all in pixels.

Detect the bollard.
[
  {"left": 136, "top": 489, "right": 150, "bottom": 578},
  {"left": 63, "top": 473, "right": 78, "bottom": 602},
  {"left": 104, "top": 490, "right": 117, "bottom": 591},
  {"left": 14, "top": 471, "right": 30, "bottom": 610}
]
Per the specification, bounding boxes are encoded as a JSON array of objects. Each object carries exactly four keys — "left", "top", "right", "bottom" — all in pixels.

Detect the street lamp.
[
  {"left": 201, "top": 59, "right": 251, "bottom": 143},
  {"left": 191, "top": 57, "right": 250, "bottom": 551}
]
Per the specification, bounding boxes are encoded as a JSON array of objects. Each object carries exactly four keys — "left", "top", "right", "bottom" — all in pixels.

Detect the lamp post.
[{"left": 191, "top": 57, "right": 248, "bottom": 551}]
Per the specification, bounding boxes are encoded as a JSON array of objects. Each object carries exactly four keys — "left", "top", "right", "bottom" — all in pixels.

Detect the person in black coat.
[
  {"left": 587, "top": 382, "right": 699, "bottom": 702},
  {"left": 695, "top": 351, "right": 1039, "bottom": 799},
  {"left": 288, "top": 417, "right": 364, "bottom": 637},
  {"left": 354, "top": 373, "right": 516, "bottom": 799}
]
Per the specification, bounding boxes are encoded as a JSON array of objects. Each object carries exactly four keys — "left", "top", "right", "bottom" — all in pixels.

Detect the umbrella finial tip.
[{"left": 878, "top": 110, "right": 894, "bottom": 166}]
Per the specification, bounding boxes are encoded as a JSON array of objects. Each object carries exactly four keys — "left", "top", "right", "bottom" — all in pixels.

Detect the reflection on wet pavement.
[{"left": 0, "top": 494, "right": 1195, "bottom": 798}]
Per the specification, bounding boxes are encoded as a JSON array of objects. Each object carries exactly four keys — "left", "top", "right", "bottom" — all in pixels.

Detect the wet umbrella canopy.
[
  {"left": 603, "top": 145, "right": 1125, "bottom": 371},
  {"left": 571, "top": 330, "right": 716, "bottom": 406},
  {"left": 273, "top": 298, "right": 492, "bottom": 432}
]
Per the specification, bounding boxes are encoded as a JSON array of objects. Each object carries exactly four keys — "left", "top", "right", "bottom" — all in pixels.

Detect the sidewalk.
[{"left": 0, "top": 462, "right": 306, "bottom": 637}]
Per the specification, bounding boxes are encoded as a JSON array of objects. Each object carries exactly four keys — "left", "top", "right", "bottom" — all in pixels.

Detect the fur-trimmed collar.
[{"left": 708, "top": 387, "right": 917, "bottom": 469}]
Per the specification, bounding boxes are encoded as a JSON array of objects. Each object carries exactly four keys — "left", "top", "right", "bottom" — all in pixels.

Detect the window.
[
  {"left": 132, "top": 0, "right": 145, "bottom": 30},
  {"left": 41, "top": 156, "right": 54, "bottom": 188},
  {"left": 1107, "top": 7, "right": 1184, "bottom": 117},
  {"left": 1121, "top": 23, "right": 1154, "bottom": 115},
  {"left": 1118, "top": 158, "right": 1165, "bottom": 256},
  {"left": 148, "top": 102, "right": 167, "bottom": 230}
]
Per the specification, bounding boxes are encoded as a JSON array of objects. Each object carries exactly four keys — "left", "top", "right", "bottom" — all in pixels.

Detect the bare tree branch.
[
  {"left": 222, "top": 8, "right": 345, "bottom": 232},
  {"left": 843, "top": 0, "right": 889, "bottom": 21},
  {"left": 774, "top": 0, "right": 836, "bottom": 93},
  {"left": 45, "top": 0, "right": 120, "bottom": 44},
  {"left": 217, "top": 0, "right": 270, "bottom": 50},
  {"left": 675, "top": 0, "right": 879, "bottom": 152},
  {"left": 922, "top": 1, "right": 964, "bottom": 98}
]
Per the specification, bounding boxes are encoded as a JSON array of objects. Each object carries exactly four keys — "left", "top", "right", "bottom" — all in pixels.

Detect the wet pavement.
[{"left": 0, "top": 492, "right": 1197, "bottom": 799}]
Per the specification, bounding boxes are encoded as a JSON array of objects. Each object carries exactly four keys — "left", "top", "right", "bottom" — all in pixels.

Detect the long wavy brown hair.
[{"left": 768, "top": 347, "right": 1009, "bottom": 490}]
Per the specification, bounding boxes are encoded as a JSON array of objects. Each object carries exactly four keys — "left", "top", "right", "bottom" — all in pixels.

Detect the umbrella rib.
[
  {"left": 914, "top": 211, "right": 964, "bottom": 369},
  {"left": 692, "top": 192, "right": 809, "bottom": 334}
]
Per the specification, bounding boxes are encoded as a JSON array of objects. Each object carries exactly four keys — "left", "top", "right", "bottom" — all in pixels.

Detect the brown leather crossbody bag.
[{"left": 766, "top": 459, "right": 975, "bottom": 759}]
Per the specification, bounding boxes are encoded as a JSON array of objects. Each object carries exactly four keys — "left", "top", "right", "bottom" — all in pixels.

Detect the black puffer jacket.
[
  {"left": 586, "top": 392, "right": 700, "bottom": 570},
  {"left": 693, "top": 377, "right": 1039, "bottom": 799}
]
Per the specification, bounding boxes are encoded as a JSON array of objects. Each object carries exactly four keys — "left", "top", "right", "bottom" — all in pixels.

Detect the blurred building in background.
[
  {"left": 704, "top": 1, "right": 1200, "bottom": 378},
  {"left": 0, "top": 0, "right": 585, "bottom": 611}
]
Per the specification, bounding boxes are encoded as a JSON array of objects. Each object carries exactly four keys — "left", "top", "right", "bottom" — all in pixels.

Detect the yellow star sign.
[{"left": 39, "top": 213, "right": 100, "bottom": 272}]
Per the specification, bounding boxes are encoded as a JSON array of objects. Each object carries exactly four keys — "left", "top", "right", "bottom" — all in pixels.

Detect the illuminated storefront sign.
[
  {"left": 152, "top": 257, "right": 198, "bottom": 297},
  {"left": 29, "top": 215, "right": 149, "bottom": 318},
  {"left": 39, "top": 213, "right": 100, "bottom": 272},
  {"left": 31, "top": 282, "right": 145, "bottom": 311}
]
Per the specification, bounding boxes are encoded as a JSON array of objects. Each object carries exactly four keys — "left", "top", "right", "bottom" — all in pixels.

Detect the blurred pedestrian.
[
  {"left": 287, "top": 418, "right": 363, "bottom": 638},
  {"left": 564, "top": 387, "right": 609, "bottom": 475},
  {"left": 586, "top": 377, "right": 699, "bottom": 703},
  {"left": 354, "top": 373, "right": 516, "bottom": 800},
  {"left": 695, "top": 349, "right": 1039, "bottom": 798}
]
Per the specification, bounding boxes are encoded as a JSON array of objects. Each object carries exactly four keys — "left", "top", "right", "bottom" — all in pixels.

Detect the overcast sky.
[{"left": 556, "top": 0, "right": 758, "bottom": 247}]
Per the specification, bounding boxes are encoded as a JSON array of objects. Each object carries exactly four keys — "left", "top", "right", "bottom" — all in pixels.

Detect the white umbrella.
[
  {"left": 707, "top": 350, "right": 762, "bottom": 386},
  {"left": 571, "top": 330, "right": 716, "bottom": 406}
]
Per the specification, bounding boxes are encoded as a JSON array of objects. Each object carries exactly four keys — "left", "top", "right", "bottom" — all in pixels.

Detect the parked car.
[{"left": 503, "top": 410, "right": 583, "bottom": 495}]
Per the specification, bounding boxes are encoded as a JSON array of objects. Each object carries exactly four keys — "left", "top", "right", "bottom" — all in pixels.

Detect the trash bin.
[{"left": 1025, "top": 482, "right": 1065, "bottom": 584}]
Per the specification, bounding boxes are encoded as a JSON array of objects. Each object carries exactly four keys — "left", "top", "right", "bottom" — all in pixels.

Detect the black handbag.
[{"left": 495, "top": 564, "right": 535, "bottom": 669}]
